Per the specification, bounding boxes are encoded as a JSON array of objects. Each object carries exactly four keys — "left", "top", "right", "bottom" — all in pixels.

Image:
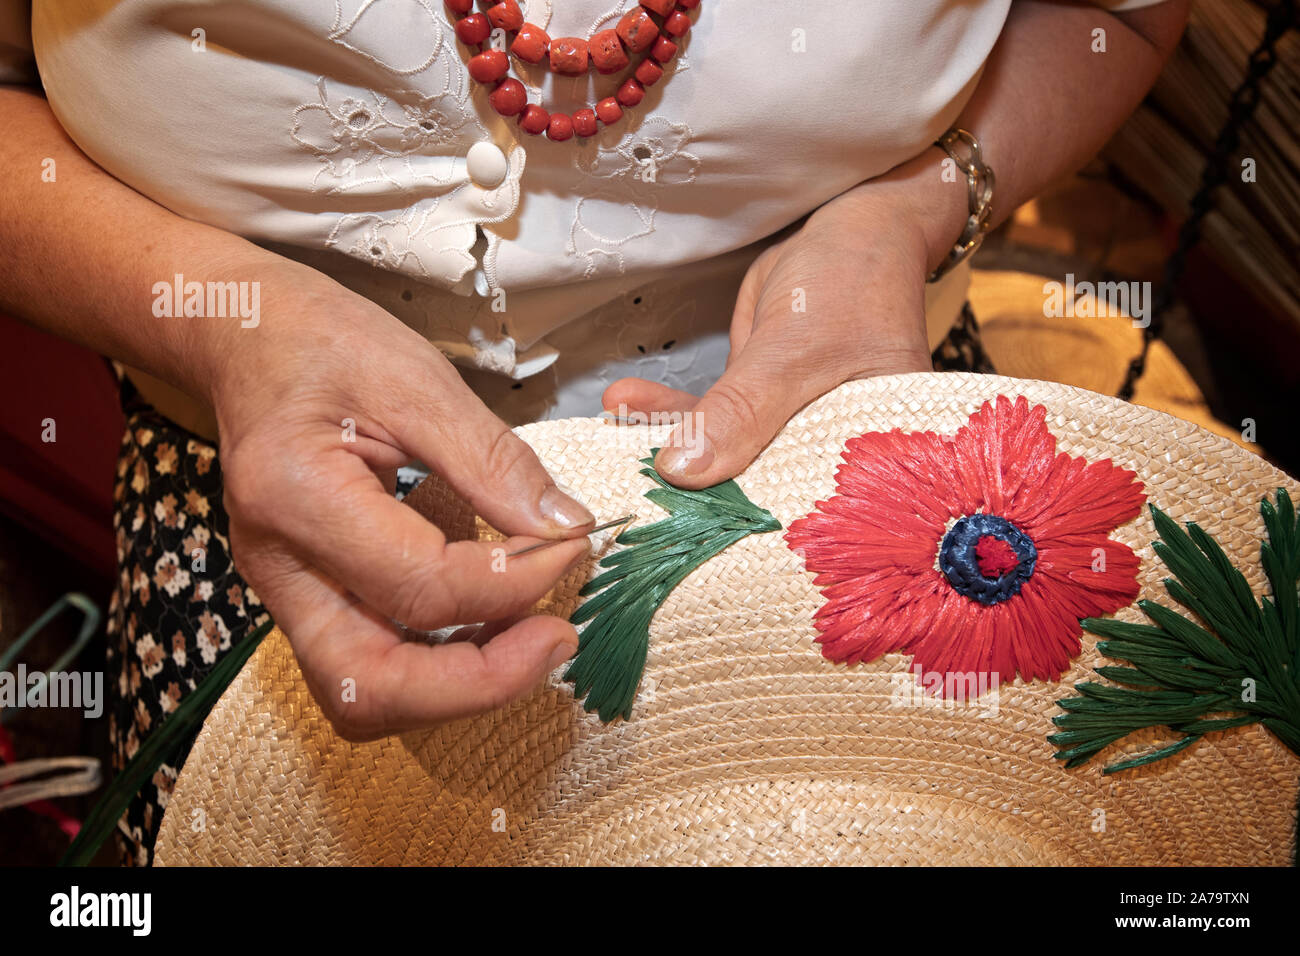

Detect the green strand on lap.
[
  {"left": 60, "top": 618, "right": 275, "bottom": 866},
  {"left": 566, "top": 450, "right": 781, "bottom": 723}
]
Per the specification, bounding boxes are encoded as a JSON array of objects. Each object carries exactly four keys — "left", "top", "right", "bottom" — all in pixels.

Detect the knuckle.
[
  {"left": 483, "top": 680, "right": 518, "bottom": 715},
  {"left": 315, "top": 676, "right": 387, "bottom": 742},
  {"left": 326, "top": 707, "right": 378, "bottom": 743},
  {"left": 847, "top": 343, "right": 931, "bottom": 380},
  {"left": 385, "top": 559, "right": 451, "bottom": 630},
  {"left": 480, "top": 425, "right": 536, "bottom": 486},
  {"left": 473, "top": 657, "right": 524, "bottom": 714},
  {"left": 307, "top": 659, "right": 388, "bottom": 742},
  {"left": 705, "top": 380, "right": 766, "bottom": 437},
  {"left": 220, "top": 448, "right": 272, "bottom": 528}
]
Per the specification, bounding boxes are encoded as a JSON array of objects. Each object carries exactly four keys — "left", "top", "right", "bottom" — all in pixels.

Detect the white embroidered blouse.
[{"left": 6, "top": 0, "right": 1164, "bottom": 426}]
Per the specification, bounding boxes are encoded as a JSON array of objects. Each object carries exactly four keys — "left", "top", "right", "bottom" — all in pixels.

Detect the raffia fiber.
[{"left": 155, "top": 373, "right": 1299, "bottom": 866}]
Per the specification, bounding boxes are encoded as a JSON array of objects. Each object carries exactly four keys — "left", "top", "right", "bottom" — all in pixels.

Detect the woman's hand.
[
  {"left": 604, "top": 0, "right": 1190, "bottom": 491},
  {"left": 208, "top": 261, "right": 597, "bottom": 741},
  {"left": 2, "top": 86, "right": 599, "bottom": 741},
  {"left": 604, "top": 182, "right": 940, "bottom": 488}
]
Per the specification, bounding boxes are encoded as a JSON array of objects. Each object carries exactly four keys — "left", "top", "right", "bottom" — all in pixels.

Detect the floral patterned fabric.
[
  {"left": 932, "top": 303, "right": 996, "bottom": 375},
  {"left": 105, "top": 376, "right": 269, "bottom": 866}
]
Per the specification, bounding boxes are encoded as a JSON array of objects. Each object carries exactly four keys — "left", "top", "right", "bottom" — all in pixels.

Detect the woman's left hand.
[{"left": 604, "top": 185, "right": 937, "bottom": 488}]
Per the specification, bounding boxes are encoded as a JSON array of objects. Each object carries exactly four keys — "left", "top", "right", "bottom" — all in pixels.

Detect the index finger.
[{"left": 259, "top": 446, "right": 590, "bottom": 631}]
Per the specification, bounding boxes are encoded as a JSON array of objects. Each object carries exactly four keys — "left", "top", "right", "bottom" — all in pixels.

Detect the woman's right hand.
[
  {"left": 1, "top": 85, "right": 590, "bottom": 741},
  {"left": 205, "top": 260, "right": 595, "bottom": 741}
]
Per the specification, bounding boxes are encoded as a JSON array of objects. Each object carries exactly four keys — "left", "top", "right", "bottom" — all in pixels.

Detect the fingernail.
[
  {"left": 657, "top": 434, "right": 714, "bottom": 477},
  {"left": 548, "top": 641, "right": 577, "bottom": 670},
  {"left": 539, "top": 486, "right": 595, "bottom": 529}
]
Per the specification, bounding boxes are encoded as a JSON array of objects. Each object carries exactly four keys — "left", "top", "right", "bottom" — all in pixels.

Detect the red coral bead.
[
  {"left": 663, "top": 10, "right": 691, "bottom": 37},
  {"left": 616, "top": 77, "right": 645, "bottom": 107},
  {"left": 518, "top": 103, "right": 549, "bottom": 134},
  {"left": 595, "top": 97, "right": 623, "bottom": 125},
  {"left": 589, "top": 29, "right": 629, "bottom": 74},
  {"left": 455, "top": 13, "right": 491, "bottom": 45},
  {"left": 445, "top": 0, "right": 474, "bottom": 14},
  {"left": 547, "top": 113, "right": 575, "bottom": 141},
  {"left": 616, "top": 9, "right": 658, "bottom": 53},
  {"left": 511, "top": 22, "right": 549, "bottom": 62},
  {"left": 650, "top": 35, "right": 678, "bottom": 62},
  {"left": 640, "top": 0, "right": 675, "bottom": 16},
  {"left": 549, "top": 37, "right": 589, "bottom": 74},
  {"left": 572, "top": 108, "right": 598, "bottom": 137},
  {"left": 485, "top": 0, "right": 523, "bottom": 31},
  {"left": 678, "top": 0, "right": 700, "bottom": 7},
  {"left": 634, "top": 58, "right": 664, "bottom": 86},
  {"left": 468, "top": 49, "right": 509, "bottom": 83},
  {"left": 489, "top": 78, "right": 528, "bottom": 116}
]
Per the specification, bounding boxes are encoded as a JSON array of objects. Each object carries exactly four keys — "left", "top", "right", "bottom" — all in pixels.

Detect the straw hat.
[
  {"left": 968, "top": 269, "right": 1259, "bottom": 452},
  {"left": 155, "top": 373, "right": 1299, "bottom": 866}
]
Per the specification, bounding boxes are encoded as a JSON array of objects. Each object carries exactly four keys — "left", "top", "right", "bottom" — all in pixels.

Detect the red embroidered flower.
[{"left": 786, "top": 395, "right": 1145, "bottom": 696}]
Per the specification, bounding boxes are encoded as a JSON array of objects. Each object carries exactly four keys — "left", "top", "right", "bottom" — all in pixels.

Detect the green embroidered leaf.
[
  {"left": 1049, "top": 490, "right": 1300, "bottom": 773},
  {"left": 565, "top": 451, "right": 781, "bottom": 723}
]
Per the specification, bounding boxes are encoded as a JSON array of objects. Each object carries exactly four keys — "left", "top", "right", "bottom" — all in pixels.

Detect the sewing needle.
[{"left": 506, "top": 514, "right": 637, "bottom": 557}]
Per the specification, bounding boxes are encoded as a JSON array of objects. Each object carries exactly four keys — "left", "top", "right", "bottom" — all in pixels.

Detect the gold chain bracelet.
[{"left": 927, "top": 128, "right": 995, "bottom": 283}]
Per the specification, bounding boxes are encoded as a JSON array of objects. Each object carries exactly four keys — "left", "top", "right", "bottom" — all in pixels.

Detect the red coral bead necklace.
[{"left": 443, "top": 0, "right": 699, "bottom": 141}]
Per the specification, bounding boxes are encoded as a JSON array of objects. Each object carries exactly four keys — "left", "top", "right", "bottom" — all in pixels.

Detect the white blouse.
[{"left": 9, "top": 0, "right": 1164, "bottom": 425}]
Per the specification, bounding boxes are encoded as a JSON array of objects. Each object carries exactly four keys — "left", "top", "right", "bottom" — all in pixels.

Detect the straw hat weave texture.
[{"left": 155, "top": 374, "right": 1300, "bottom": 866}]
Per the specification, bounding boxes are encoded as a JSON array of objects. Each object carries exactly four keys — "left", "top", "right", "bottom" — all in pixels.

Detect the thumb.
[{"left": 653, "top": 325, "right": 929, "bottom": 489}]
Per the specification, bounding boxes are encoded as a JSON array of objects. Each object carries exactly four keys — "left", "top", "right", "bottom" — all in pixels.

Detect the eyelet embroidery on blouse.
[
  {"left": 597, "top": 289, "right": 698, "bottom": 371},
  {"left": 329, "top": 0, "right": 448, "bottom": 76},
  {"left": 332, "top": 207, "right": 433, "bottom": 274},
  {"left": 564, "top": 116, "right": 700, "bottom": 277},
  {"left": 573, "top": 115, "right": 700, "bottom": 184},
  {"left": 290, "top": 3, "right": 529, "bottom": 287},
  {"left": 291, "top": 79, "right": 470, "bottom": 192},
  {"left": 566, "top": 188, "right": 656, "bottom": 278},
  {"left": 548, "top": 1, "right": 696, "bottom": 278},
  {"left": 320, "top": 139, "right": 523, "bottom": 287}
]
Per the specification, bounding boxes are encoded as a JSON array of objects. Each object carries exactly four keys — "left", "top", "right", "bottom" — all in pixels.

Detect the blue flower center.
[{"left": 938, "top": 514, "right": 1037, "bottom": 605}]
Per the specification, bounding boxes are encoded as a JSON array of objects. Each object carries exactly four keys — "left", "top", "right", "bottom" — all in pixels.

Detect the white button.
[{"left": 467, "top": 141, "right": 508, "bottom": 189}]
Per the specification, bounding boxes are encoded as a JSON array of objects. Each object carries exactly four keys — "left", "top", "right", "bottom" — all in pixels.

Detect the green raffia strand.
[
  {"left": 565, "top": 451, "right": 781, "bottom": 722},
  {"left": 59, "top": 618, "right": 274, "bottom": 866},
  {"left": 1048, "top": 489, "right": 1300, "bottom": 774}
]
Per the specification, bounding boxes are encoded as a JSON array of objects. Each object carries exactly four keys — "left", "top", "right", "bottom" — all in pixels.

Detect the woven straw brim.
[
  {"left": 969, "top": 270, "right": 1257, "bottom": 451},
  {"left": 156, "top": 373, "right": 1299, "bottom": 866}
]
